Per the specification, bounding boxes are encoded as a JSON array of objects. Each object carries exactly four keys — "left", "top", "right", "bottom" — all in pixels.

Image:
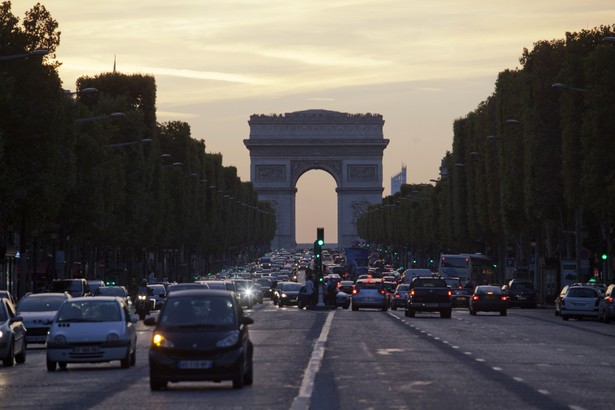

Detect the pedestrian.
[{"left": 305, "top": 274, "right": 315, "bottom": 306}]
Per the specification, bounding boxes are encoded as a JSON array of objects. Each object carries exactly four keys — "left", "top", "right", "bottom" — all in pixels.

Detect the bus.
[{"left": 438, "top": 253, "right": 495, "bottom": 286}]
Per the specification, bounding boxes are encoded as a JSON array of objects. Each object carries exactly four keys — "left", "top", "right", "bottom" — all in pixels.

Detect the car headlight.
[
  {"left": 244, "top": 289, "right": 253, "bottom": 295},
  {"left": 53, "top": 334, "right": 67, "bottom": 345},
  {"left": 107, "top": 333, "right": 120, "bottom": 344},
  {"left": 152, "top": 333, "right": 174, "bottom": 348},
  {"left": 216, "top": 331, "right": 239, "bottom": 347},
  {"left": 0, "top": 330, "right": 5, "bottom": 339},
  {"left": 138, "top": 295, "right": 147, "bottom": 300},
  {"left": 281, "top": 293, "right": 288, "bottom": 298}
]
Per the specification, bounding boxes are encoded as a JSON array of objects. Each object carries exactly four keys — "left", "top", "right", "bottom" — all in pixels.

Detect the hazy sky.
[{"left": 15, "top": 1, "right": 613, "bottom": 244}]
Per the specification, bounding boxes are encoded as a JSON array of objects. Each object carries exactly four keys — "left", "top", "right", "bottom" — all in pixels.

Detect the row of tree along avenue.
[
  {"left": 0, "top": 2, "right": 275, "bottom": 297},
  {"left": 358, "top": 25, "right": 615, "bottom": 297}
]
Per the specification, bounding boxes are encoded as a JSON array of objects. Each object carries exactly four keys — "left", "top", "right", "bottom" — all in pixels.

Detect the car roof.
[{"left": 165, "top": 289, "right": 235, "bottom": 298}]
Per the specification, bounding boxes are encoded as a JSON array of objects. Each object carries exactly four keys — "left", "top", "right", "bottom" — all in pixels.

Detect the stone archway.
[{"left": 243, "top": 109, "right": 389, "bottom": 249}]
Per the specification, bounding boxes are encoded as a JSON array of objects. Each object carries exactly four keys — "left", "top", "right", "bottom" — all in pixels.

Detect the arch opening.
[{"left": 295, "top": 169, "right": 337, "bottom": 246}]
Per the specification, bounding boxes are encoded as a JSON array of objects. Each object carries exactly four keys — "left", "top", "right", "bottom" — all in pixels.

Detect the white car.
[
  {"left": 46, "top": 296, "right": 138, "bottom": 371},
  {"left": 16, "top": 293, "right": 71, "bottom": 344},
  {"left": 560, "top": 285, "right": 601, "bottom": 321}
]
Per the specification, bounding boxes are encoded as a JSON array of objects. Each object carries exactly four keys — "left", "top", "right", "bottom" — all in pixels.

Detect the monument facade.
[{"left": 243, "top": 109, "right": 389, "bottom": 249}]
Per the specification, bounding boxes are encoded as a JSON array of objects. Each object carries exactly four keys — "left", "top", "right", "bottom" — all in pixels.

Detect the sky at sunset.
[{"left": 14, "top": 1, "right": 614, "bottom": 244}]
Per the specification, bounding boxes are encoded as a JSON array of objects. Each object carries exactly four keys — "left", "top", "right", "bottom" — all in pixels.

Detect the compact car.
[
  {"left": 504, "top": 279, "right": 537, "bottom": 308},
  {"left": 146, "top": 289, "right": 254, "bottom": 390},
  {"left": 147, "top": 284, "right": 167, "bottom": 310},
  {"left": 560, "top": 285, "right": 600, "bottom": 321},
  {"left": 0, "top": 297, "right": 26, "bottom": 366},
  {"left": 390, "top": 284, "right": 410, "bottom": 310},
  {"left": 351, "top": 279, "right": 388, "bottom": 311},
  {"left": 469, "top": 285, "right": 508, "bottom": 316},
  {"left": 598, "top": 284, "right": 615, "bottom": 323},
  {"left": 276, "top": 282, "right": 303, "bottom": 307},
  {"left": 16, "top": 293, "right": 71, "bottom": 344},
  {"left": 46, "top": 296, "right": 138, "bottom": 371}
]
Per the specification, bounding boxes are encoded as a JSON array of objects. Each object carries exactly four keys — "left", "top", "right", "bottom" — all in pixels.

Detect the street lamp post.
[{"left": 0, "top": 49, "right": 48, "bottom": 62}]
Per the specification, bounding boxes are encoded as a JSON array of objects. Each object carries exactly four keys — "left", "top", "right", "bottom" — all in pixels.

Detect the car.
[
  {"left": 93, "top": 286, "right": 133, "bottom": 310},
  {"left": 254, "top": 278, "right": 273, "bottom": 298},
  {"left": 405, "top": 276, "right": 453, "bottom": 318},
  {"left": 560, "top": 285, "right": 601, "bottom": 321},
  {"left": 598, "top": 284, "right": 615, "bottom": 323},
  {"left": 49, "top": 279, "right": 90, "bottom": 297},
  {"left": 390, "top": 284, "right": 410, "bottom": 310},
  {"left": 0, "top": 297, "right": 26, "bottom": 366},
  {"left": 232, "top": 279, "right": 259, "bottom": 308},
  {"left": 554, "top": 285, "right": 569, "bottom": 316},
  {"left": 145, "top": 289, "right": 254, "bottom": 390},
  {"left": 147, "top": 284, "right": 167, "bottom": 310},
  {"left": 504, "top": 279, "right": 537, "bottom": 308},
  {"left": 338, "top": 280, "right": 355, "bottom": 295},
  {"left": 87, "top": 280, "right": 106, "bottom": 296},
  {"left": 469, "top": 285, "right": 508, "bottom": 316},
  {"left": 335, "top": 291, "right": 351, "bottom": 309},
  {"left": 448, "top": 278, "right": 472, "bottom": 308},
  {"left": 46, "top": 296, "right": 138, "bottom": 371},
  {"left": 16, "top": 292, "right": 72, "bottom": 344},
  {"left": 351, "top": 279, "right": 388, "bottom": 311},
  {"left": 276, "top": 282, "right": 303, "bottom": 307},
  {"left": 166, "top": 282, "right": 210, "bottom": 294}
]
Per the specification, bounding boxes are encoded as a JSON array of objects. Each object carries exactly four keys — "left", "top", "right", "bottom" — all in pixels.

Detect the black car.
[
  {"left": 276, "top": 282, "right": 303, "bottom": 307},
  {"left": 469, "top": 285, "right": 508, "bottom": 316},
  {"left": 504, "top": 279, "right": 537, "bottom": 308},
  {"left": 145, "top": 289, "right": 254, "bottom": 390}
]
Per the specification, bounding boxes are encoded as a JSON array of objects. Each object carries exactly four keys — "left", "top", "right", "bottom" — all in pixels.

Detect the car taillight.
[
  {"left": 410, "top": 289, "right": 415, "bottom": 296},
  {"left": 379, "top": 289, "right": 385, "bottom": 295},
  {"left": 352, "top": 288, "right": 359, "bottom": 295},
  {"left": 447, "top": 290, "right": 452, "bottom": 297},
  {"left": 609, "top": 297, "right": 613, "bottom": 304},
  {"left": 501, "top": 296, "right": 508, "bottom": 301},
  {"left": 472, "top": 295, "right": 479, "bottom": 301},
  {"left": 394, "top": 294, "right": 401, "bottom": 299}
]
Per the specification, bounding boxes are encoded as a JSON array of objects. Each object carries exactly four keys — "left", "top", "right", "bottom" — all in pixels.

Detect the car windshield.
[
  {"left": 50, "top": 281, "right": 83, "bottom": 292},
  {"left": 477, "top": 286, "right": 502, "bottom": 294},
  {"left": 57, "top": 300, "right": 121, "bottom": 322},
  {"left": 168, "top": 284, "right": 209, "bottom": 293},
  {"left": 356, "top": 282, "right": 383, "bottom": 290},
  {"left": 17, "top": 295, "right": 66, "bottom": 312},
  {"left": 95, "top": 287, "right": 126, "bottom": 297},
  {"left": 396, "top": 285, "right": 409, "bottom": 292},
  {"left": 159, "top": 295, "right": 236, "bottom": 327},
  {"left": 282, "top": 283, "right": 302, "bottom": 291},
  {"left": 510, "top": 282, "right": 534, "bottom": 291}
]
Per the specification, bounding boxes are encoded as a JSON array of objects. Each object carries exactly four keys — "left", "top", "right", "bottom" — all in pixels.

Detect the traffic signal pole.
[{"left": 314, "top": 227, "right": 325, "bottom": 307}]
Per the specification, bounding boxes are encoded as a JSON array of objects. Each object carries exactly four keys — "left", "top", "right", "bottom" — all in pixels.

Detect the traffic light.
[
  {"left": 602, "top": 252, "right": 608, "bottom": 261},
  {"left": 314, "top": 227, "right": 324, "bottom": 275}
]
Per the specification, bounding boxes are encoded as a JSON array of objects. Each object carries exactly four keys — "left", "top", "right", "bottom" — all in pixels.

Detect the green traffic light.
[
  {"left": 602, "top": 253, "right": 608, "bottom": 261},
  {"left": 317, "top": 239, "right": 324, "bottom": 246}
]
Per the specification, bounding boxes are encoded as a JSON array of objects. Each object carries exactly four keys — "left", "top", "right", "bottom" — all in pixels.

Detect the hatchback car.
[
  {"left": 145, "top": 289, "right": 254, "bottom": 390},
  {"left": 0, "top": 297, "right": 26, "bottom": 366},
  {"left": 46, "top": 296, "right": 138, "bottom": 371},
  {"left": 390, "top": 284, "right": 410, "bottom": 310},
  {"left": 504, "top": 279, "right": 537, "bottom": 308},
  {"left": 560, "top": 285, "right": 600, "bottom": 321},
  {"left": 94, "top": 286, "right": 133, "bottom": 311},
  {"left": 276, "top": 282, "right": 303, "bottom": 307},
  {"left": 16, "top": 293, "right": 71, "bottom": 344},
  {"left": 50, "top": 279, "right": 89, "bottom": 297},
  {"left": 598, "top": 284, "right": 615, "bottom": 323},
  {"left": 469, "top": 285, "right": 508, "bottom": 316},
  {"left": 351, "top": 279, "right": 388, "bottom": 311}
]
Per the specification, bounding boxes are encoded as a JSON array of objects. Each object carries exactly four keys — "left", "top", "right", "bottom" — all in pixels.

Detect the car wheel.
[
  {"left": 2, "top": 341, "right": 14, "bottom": 367},
  {"left": 58, "top": 362, "right": 67, "bottom": 369},
  {"left": 381, "top": 304, "right": 388, "bottom": 311},
  {"left": 297, "top": 300, "right": 304, "bottom": 309},
  {"left": 500, "top": 310, "right": 507, "bottom": 316},
  {"left": 15, "top": 341, "right": 26, "bottom": 364},
  {"left": 233, "top": 363, "right": 245, "bottom": 389},
  {"left": 391, "top": 305, "right": 397, "bottom": 311},
  {"left": 605, "top": 314, "right": 611, "bottom": 324},
  {"left": 150, "top": 376, "right": 167, "bottom": 391},
  {"left": 352, "top": 304, "right": 358, "bottom": 311},
  {"left": 599, "top": 312, "right": 604, "bottom": 322},
  {"left": 120, "top": 349, "right": 131, "bottom": 369},
  {"left": 405, "top": 309, "right": 415, "bottom": 318},
  {"left": 130, "top": 347, "right": 136, "bottom": 366},
  {"left": 243, "top": 357, "right": 254, "bottom": 386},
  {"left": 469, "top": 308, "right": 476, "bottom": 315},
  {"left": 562, "top": 315, "right": 569, "bottom": 321},
  {"left": 139, "top": 313, "right": 146, "bottom": 321},
  {"left": 46, "top": 358, "right": 57, "bottom": 372},
  {"left": 342, "top": 302, "right": 350, "bottom": 310},
  {"left": 440, "top": 310, "right": 452, "bottom": 318}
]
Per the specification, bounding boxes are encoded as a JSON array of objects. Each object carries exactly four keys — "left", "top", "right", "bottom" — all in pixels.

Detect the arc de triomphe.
[{"left": 243, "top": 109, "right": 389, "bottom": 250}]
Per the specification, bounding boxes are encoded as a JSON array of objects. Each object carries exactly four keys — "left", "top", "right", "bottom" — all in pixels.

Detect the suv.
[
  {"left": 50, "top": 279, "right": 90, "bottom": 297},
  {"left": 503, "top": 279, "right": 537, "bottom": 308}
]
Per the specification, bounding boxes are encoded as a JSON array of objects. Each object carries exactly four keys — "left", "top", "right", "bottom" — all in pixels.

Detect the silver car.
[
  {"left": 351, "top": 279, "right": 388, "bottom": 311},
  {"left": 46, "top": 296, "right": 138, "bottom": 371},
  {"left": 16, "top": 293, "right": 71, "bottom": 344},
  {"left": 560, "top": 285, "right": 600, "bottom": 321},
  {"left": 0, "top": 297, "right": 26, "bottom": 366}
]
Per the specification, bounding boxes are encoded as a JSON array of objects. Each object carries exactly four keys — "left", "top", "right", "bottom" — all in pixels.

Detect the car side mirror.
[
  {"left": 240, "top": 316, "right": 254, "bottom": 326},
  {"left": 144, "top": 317, "right": 157, "bottom": 326}
]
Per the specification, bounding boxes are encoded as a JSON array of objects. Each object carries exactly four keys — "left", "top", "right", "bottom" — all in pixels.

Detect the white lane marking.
[
  {"left": 513, "top": 377, "right": 524, "bottom": 382},
  {"left": 290, "top": 310, "right": 335, "bottom": 410},
  {"left": 569, "top": 405, "right": 588, "bottom": 410},
  {"left": 538, "top": 389, "right": 550, "bottom": 395}
]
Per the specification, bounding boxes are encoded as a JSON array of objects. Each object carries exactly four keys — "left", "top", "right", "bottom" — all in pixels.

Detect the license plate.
[
  {"left": 178, "top": 360, "right": 212, "bottom": 369},
  {"left": 426, "top": 303, "right": 438, "bottom": 308},
  {"left": 73, "top": 346, "right": 100, "bottom": 354},
  {"left": 457, "top": 297, "right": 466, "bottom": 301},
  {"left": 517, "top": 296, "right": 526, "bottom": 300}
]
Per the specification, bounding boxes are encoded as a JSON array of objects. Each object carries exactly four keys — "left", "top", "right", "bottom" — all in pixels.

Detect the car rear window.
[
  {"left": 413, "top": 279, "right": 447, "bottom": 287},
  {"left": 356, "top": 282, "right": 383, "bottom": 290},
  {"left": 567, "top": 288, "right": 597, "bottom": 298},
  {"left": 510, "top": 282, "right": 534, "bottom": 291}
]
